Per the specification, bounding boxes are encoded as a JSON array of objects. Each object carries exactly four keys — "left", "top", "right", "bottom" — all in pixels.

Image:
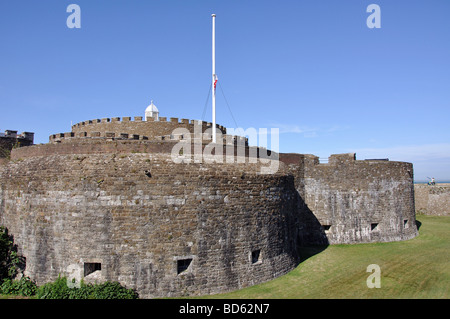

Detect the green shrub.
[
  {"left": 0, "top": 226, "right": 12, "bottom": 281},
  {"left": 88, "top": 281, "right": 138, "bottom": 299},
  {"left": 0, "top": 226, "right": 25, "bottom": 282},
  {"left": 0, "top": 276, "right": 37, "bottom": 296},
  {"left": 37, "top": 276, "right": 138, "bottom": 299},
  {"left": 36, "top": 276, "right": 73, "bottom": 299}
]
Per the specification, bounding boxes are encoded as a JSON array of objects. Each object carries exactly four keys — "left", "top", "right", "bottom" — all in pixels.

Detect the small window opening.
[
  {"left": 84, "top": 262, "right": 101, "bottom": 277},
  {"left": 251, "top": 250, "right": 261, "bottom": 264},
  {"left": 403, "top": 219, "right": 408, "bottom": 228},
  {"left": 371, "top": 223, "right": 379, "bottom": 231},
  {"left": 144, "top": 170, "right": 152, "bottom": 178},
  {"left": 322, "top": 225, "right": 331, "bottom": 232},
  {"left": 177, "top": 258, "right": 192, "bottom": 274}
]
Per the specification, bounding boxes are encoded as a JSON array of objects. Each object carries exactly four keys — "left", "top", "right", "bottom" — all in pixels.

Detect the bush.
[
  {"left": 0, "top": 276, "right": 37, "bottom": 297},
  {"left": 88, "top": 281, "right": 139, "bottom": 299},
  {"left": 0, "top": 226, "right": 12, "bottom": 281},
  {"left": 37, "top": 276, "right": 138, "bottom": 299},
  {"left": 36, "top": 276, "right": 74, "bottom": 299},
  {"left": 0, "top": 226, "right": 25, "bottom": 282}
]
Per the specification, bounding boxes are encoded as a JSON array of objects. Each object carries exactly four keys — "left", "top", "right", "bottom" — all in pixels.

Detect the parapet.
[
  {"left": 0, "top": 130, "right": 34, "bottom": 143},
  {"left": 68, "top": 116, "right": 228, "bottom": 147},
  {"left": 0, "top": 130, "right": 34, "bottom": 160},
  {"left": 71, "top": 116, "right": 226, "bottom": 136},
  {"left": 49, "top": 129, "right": 249, "bottom": 150},
  {"left": 328, "top": 153, "right": 356, "bottom": 165},
  {"left": 49, "top": 131, "right": 148, "bottom": 143},
  {"left": 153, "top": 132, "right": 248, "bottom": 146}
]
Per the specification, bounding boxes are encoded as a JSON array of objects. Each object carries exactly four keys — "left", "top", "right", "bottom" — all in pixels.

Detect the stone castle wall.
[
  {"left": 0, "top": 150, "right": 300, "bottom": 298},
  {"left": 12, "top": 139, "right": 179, "bottom": 160},
  {"left": 70, "top": 117, "right": 226, "bottom": 142},
  {"left": 414, "top": 183, "right": 450, "bottom": 216},
  {"left": 280, "top": 153, "right": 417, "bottom": 244}
]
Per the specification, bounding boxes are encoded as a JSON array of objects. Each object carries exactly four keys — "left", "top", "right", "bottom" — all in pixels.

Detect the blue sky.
[{"left": 1, "top": 0, "right": 449, "bottom": 181}]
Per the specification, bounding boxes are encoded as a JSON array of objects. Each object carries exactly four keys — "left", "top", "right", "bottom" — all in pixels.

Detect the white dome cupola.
[{"left": 145, "top": 100, "right": 159, "bottom": 121}]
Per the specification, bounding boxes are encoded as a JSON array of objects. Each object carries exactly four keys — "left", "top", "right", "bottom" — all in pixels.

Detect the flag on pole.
[{"left": 213, "top": 74, "right": 218, "bottom": 91}]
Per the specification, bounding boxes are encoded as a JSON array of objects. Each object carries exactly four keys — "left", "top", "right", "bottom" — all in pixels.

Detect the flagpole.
[{"left": 212, "top": 13, "right": 216, "bottom": 143}]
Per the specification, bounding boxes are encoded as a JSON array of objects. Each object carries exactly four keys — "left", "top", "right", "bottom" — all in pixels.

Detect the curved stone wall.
[
  {"left": 0, "top": 151, "right": 300, "bottom": 298},
  {"left": 284, "top": 153, "right": 418, "bottom": 244},
  {"left": 70, "top": 116, "right": 226, "bottom": 142}
]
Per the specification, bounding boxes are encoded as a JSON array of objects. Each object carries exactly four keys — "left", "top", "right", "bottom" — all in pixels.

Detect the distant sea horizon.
[{"left": 414, "top": 181, "right": 450, "bottom": 184}]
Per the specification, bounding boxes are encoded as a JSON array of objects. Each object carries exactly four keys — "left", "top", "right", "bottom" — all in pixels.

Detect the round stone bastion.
[{"left": 0, "top": 138, "right": 301, "bottom": 298}]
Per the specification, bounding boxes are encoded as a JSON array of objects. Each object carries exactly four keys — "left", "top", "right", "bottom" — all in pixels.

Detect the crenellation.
[
  {"left": 49, "top": 131, "right": 153, "bottom": 143},
  {"left": 293, "top": 153, "right": 417, "bottom": 244},
  {"left": 5, "top": 130, "right": 18, "bottom": 138},
  {"left": 71, "top": 116, "right": 218, "bottom": 128},
  {"left": 70, "top": 115, "right": 227, "bottom": 145},
  {"left": 0, "top": 129, "right": 34, "bottom": 161},
  {"left": 22, "top": 132, "right": 35, "bottom": 141},
  {"left": 328, "top": 152, "right": 356, "bottom": 165}
]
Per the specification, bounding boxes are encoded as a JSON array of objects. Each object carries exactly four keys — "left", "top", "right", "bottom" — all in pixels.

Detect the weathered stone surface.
[
  {"left": 0, "top": 153, "right": 300, "bottom": 298},
  {"left": 414, "top": 183, "right": 450, "bottom": 216},
  {"left": 69, "top": 117, "right": 226, "bottom": 143},
  {"left": 281, "top": 153, "right": 417, "bottom": 244}
]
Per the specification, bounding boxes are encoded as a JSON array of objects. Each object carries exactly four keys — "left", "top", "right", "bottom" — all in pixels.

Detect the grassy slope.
[{"left": 205, "top": 215, "right": 449, "bottom": 299}]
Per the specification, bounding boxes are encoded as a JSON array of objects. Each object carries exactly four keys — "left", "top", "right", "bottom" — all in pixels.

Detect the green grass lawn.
[{"left": 204, "top": 214, "right": 449, "bottom": 299}]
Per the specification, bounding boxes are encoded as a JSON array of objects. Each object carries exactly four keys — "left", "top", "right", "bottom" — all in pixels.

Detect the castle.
[{"left": 0, "top": 102, "right": 418, "bottom": 298}]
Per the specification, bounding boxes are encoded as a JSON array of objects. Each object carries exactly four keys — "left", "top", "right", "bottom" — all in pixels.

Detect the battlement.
[
  {"left": 280, "top": 152, "right": 401, "bottom": 167},
  {"left": 0, "top": 130, "right": 34, "bottom": 142},
  {"left": 72, "top": 116, "right": 225, "bottom": 134},
  {"left": 49, "top": 116, "right": 252, "bottom": 147},
  {"left": 72, "top": 116, "right": 225, "bottom": 126},
  {"left": 0, "top": 130, "right": 34, "bottom": 161},
  {"left": 49, "top": 130, "right": 249, "bottom": 147},
  {"left": 68, "top": 116, "right": 228, "bottom": 147},
  {"left": 49, "top": 131, "right": 149, "bottom": 143}
]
